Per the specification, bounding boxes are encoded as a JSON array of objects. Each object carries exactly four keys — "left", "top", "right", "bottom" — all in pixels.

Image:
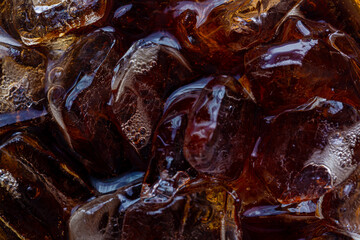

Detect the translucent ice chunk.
[
  {"left": 47, "top": 27, "right": 140, "bottom": 178},
  {"left": 183, "top": 75, "right": 260, "bottom": 181},
  {"left": 300, "top": 0, "right": 360, "bottom": 42},
  {"left": 239, "top": 16, "right": 360, "bottom": 115},
  {"left": 141, "top": 77, "right": 211, "bottom": 201},
  {"left": 123, "top": 181, "right": 242, "bottom": 240},
  {"left": 69, "top": 178, "right": 142, "bottom": 240},
  {"left": 319, "top": 165, "right": 360, "bottom": 239},
  {"left": 254, "top": 98, "right": 360, "bottom": 203},
  {"left": 0, "top": 132, "right": 94, "bottom": 239},
  {"left": 110, "top": 32, "right": 192, "bottom": 152},
  {"left": 0, "top": 28, "right": 46, "bottom": 114},
  {"left": 12, "top": 0, "right": 107, "bottom": 45},
  {"left": 170, "top": 0, "right": 300, "bottom": 72}
]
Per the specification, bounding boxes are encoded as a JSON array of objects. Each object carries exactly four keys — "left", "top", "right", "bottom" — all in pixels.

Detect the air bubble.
[
  {"left": 48, "top": 67, "right": 64, "bottom": 84},
  {"left": 139, "top": 127, "right": 146, "bottom": 135}
]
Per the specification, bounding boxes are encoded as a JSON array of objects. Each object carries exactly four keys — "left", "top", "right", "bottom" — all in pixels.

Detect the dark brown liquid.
[{"left": 0, "top": 0, "right": 360, "bottom": 239}]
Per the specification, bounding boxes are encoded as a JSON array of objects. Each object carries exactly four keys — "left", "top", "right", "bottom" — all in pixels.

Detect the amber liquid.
[{"left": 0, "top": 0, "right": 360, "bottom": 239}]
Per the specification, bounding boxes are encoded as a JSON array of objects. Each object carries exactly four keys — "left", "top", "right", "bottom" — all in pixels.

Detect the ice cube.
[
  {"left": 141, "top": 77, "right": 210, "bottom": 200},
  {"left": 12, "top": 0, "right": 107, "bottom": 45},
  {"left": 254, "top": 98, "right": 360, "bottom": 203},
  {"left": 319, "top": 164, "right": 360, "bottom": 239},
  {"left": 0, "top": 132, "right": 94, "bottom": 239},
  {"left": 0, "top": 28, "right": 46, "bottom": 114},
  {"left": 110, "top": 32, "right": 193, "bottom": 153},
  {"left": 170, "top": 0, "right": 300, "bottom": 72},
  {"left": 239, "top": 16, "right": 360, "bottom": 115},
  {"left": 47, "top": 27, "right": 140, "bottom": 178},
  {"left": 183, "top": 75, "right": 261, "bottom": 181},
  {"left": 122, "top": 181, "right": 242, "bottom": 240},
  {"left": 300, "top": 0, "right": 360, "bottom": 43},
  {"left": 69, "top": 178, "right": 142, "bottom": 240}
]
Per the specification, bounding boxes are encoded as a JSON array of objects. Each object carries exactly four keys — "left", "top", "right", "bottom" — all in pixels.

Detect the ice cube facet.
[{"left": 12, "top": 0, "right": 107, "bottom": 45}]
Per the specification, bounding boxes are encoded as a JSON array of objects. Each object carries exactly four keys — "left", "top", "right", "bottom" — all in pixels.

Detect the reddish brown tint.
[{"left": 0, "top": 0, "right": 359, "bottom": 239}]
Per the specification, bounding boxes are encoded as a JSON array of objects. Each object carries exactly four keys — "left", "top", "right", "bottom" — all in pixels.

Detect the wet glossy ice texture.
[
  {"left": 254, "top": 98, "right": 360, "bottom": 203},
  {"left": 11, "top": 0, "right": 107, "bottom": 45},
  {"left": 47, "top": 27, "right": 135, "bottom": 178},
  {"left": 320, "top": 165, "right": 360, "bottom": 238},
  {"left": 0, "top": 27, "right": 48, "bottom": 136},
  {"left": 0, "top": 132, "right": 93, "bottom": 239},
  {"left": 110, "top": 32, "right": 193, "bottom": 152},
  {"left": 0, "top": 0, "right": 359, "bottom": 239},
  {"left": 123, "top": 181, "right": 241, "bottom": 240},
  {"left": 171, "top": 0, "right": 300, "bottom": 71},
  {"left": 69, "top": 179, "right": 142, "bottom": 240},
  {"left": 143, "top": 75, "right": 261, "bottom": 204},
  {"left": 300, "top": 0, "right": 360, "bottom": 42},
  {"left": 0, "top": 28, "right": 45, "bottom": 113},
  {"left": 184, "top": 75, "right": 260, "bottom": 181},
  {"left": 141, "top": 77, "right": 207, "bottom": 201},
  {"left": 239, "top": 16, "right": 360, "bottom": 115}
]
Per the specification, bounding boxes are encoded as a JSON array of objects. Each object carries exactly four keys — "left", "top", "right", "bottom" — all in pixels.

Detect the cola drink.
[{"left": 0, "top": 0, "right": 360, "bottom": 239}]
